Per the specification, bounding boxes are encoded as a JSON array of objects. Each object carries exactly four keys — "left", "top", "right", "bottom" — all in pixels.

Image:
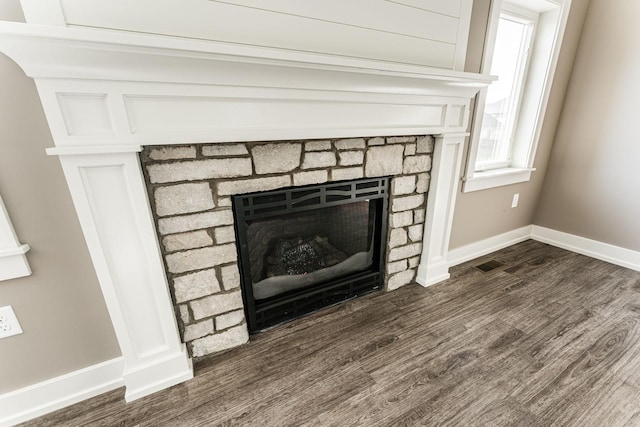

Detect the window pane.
[{"left": 476, "top": 15, "right": 532, "bottom": 170}]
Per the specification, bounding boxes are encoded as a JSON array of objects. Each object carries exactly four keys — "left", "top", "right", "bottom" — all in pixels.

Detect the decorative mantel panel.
[
  {"left": 0, "top": 20, "right": 489, "bottom": 401},
  {"left": 20, "top": 0, "right": 474, "bottom": 71},
  {"left": 0, "top": 23, "right": 487, "bottom": 147}
]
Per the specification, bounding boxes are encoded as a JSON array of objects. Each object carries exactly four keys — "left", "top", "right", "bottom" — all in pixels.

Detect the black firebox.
[{"left": 233, "top": 177, "right": 389, "bottom": 333}]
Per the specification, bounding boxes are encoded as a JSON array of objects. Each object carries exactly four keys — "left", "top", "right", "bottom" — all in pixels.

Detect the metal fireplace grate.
[{"left": 235, "top": 178, "right": 388, "bottom": 220}]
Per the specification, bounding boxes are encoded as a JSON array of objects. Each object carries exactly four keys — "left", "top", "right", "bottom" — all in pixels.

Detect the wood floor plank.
[
  {"left": 516, "top": 316, "right": 640, "bottom": 416},
  {"left": 22, "top": 241, "right": 640, "bottom": 427},
  {"left": 544, "top": 374, "right": 640, "bottom": 427}
]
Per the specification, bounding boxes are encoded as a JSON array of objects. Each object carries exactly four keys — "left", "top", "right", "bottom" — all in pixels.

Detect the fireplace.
[
  {"left": 139, "top": 136, "right": 433, "bottom": 357},
  {"left": 234, "top": 177, "right": 388, "bottom": 332},
  {"left": 0, "top": 19, "right": 489, "bottom": 401}
]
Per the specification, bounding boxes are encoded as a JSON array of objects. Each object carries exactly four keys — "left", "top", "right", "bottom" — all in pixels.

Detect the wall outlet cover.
[
  {"left": 0, "top": 305, "right": 23, "bottom": 339},
  {"left": 511, "top": 193, "right": 520, "bottom": 208}
]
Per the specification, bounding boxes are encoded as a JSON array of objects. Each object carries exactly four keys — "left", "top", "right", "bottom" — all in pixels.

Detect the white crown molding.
[{"left": 0, "top": 357, "right": 124, "bottom": 426}]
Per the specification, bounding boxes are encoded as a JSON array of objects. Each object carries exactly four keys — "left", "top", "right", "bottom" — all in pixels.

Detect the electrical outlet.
[
  {"left": 0, "top": 306, "right": 23, "bottom": 339},
  {"left": 511, "top": 193, "right": 520, "bottom": 208}
]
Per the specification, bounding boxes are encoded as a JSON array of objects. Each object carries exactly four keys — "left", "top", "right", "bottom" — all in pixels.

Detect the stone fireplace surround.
[
  {"left": 140, "top": 135, "right": 433, "bottom": 358},
  {"left": 0, "top": 21, "right": 490, "bottom": 402}
]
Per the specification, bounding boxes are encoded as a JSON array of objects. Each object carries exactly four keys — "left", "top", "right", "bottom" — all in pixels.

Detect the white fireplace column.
[
  {"left": 417, "top": 133, "right": 467, "bottom": 287},
  {"left": 47, "top": 146, "right": 193, "bottom": 402}
]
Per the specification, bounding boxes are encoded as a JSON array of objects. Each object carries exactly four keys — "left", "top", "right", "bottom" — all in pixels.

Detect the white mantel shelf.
[
  {"left": 0, "top": 21, "right": 491, "bottom": 146},
  {"left": 0, "top": 21, "right": 489, "bottom": 84},
  {"left": 0, "top": 19, "right": 489, "bottom": 403}
]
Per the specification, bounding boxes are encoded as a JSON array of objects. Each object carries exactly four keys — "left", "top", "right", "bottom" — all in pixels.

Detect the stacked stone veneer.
[{"left": 140, "top": 135, "right": 433, "bottom": 358}]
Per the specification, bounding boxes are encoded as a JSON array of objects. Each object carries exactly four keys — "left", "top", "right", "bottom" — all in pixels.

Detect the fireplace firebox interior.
[{"left": 233, "top": 177, "right": 389, "bottom": 332}]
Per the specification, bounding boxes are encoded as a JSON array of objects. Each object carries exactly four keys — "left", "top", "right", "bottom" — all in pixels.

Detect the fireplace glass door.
[{"left": 233, "top": 178, "right": 388, "bottom": 332}]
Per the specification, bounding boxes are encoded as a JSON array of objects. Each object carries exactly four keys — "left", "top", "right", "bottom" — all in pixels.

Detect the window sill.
[
  {"left": 462, "top": 167, "right": 535, "bottom": 192},
  {"left": 0, "top": 244, "right": 31, "bottom": 281}
]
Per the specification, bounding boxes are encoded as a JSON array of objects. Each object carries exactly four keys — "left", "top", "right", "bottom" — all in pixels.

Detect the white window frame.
[
  {"left": 463, "top": 0, "right": 572, "bottom": 192},
  {"left": 475, "top": 7, "right": 537, "bottom": 172},
  {"left": 0, "top": 194, "right": 31, "bottom": 281}
]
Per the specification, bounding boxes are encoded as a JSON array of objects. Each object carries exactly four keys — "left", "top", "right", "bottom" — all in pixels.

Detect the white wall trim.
[
  {"left": 0, "top": 20, "right": 490, "bottom": 149},
  {"left": 454, "top": 0, "right": 474, "bottom": 71},
  {"left": 447, "top": 224, "right": 640, "bottom": 273},
  {"left": 0, "top": 357, "right": 124, "bottom": 427},
  {"left": 416, "top": 133, "right": 467, "bottom": 287},
  {"left": 462, "top": 0, "right": 572, "bottom": 192},
  {"left": 19, "top": 0, "right": 66, "bottom": 26},
  {"left": 0, "top": 194, "right": 31, "bottom": 282},
  {"left": 19, "top": 0, "right": 472, "bottom": 71},
  {"left": 462, "top": 168, "right": 535, "bottom": 192},
  {"left": 448, "top": 225, "right": 533, "bottom": 266},
  {"left": 53, "top": 151, "right": 193, "bottom": 402},
  {"left": 530, "top": 225, "right": 640, "bottom": 272}
]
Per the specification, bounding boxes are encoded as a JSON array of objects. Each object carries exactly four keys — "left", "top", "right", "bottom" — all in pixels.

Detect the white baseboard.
[
  {"left": 446, "top": 224, "right": 640, "bottom": 272},
  {"left": 448, "top": 225, "right": 533, "bottom": 267},
  {"left": 123, "top": 346, "right": 193, "bottom": 402},
  {"left": 416, "top": 261, "right": 450, "bottom": 288},
  {"left": 0, "top": 357, "right": 124, "bottom": 427},
  {"left": 531, "top": 225, "right": 640, "bottom": 272}
]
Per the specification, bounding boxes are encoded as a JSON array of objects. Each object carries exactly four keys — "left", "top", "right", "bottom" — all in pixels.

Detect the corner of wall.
[{"left": 450, "top": 0, "right": 593, "bottom": 252}]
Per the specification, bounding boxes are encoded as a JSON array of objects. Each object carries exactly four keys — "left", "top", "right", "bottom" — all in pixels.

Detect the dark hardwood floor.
[{"left": 23, "top": 240, "right": 640, "bottom": 426}]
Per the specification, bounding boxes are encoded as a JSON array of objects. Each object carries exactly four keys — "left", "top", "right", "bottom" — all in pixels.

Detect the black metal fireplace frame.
[{"left": 233, "top": 177, "right": 389, "bottom": 333}]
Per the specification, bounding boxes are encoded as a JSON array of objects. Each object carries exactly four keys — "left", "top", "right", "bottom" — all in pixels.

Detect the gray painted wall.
[
  {"left": 534, "top": 0, "right": 640, "bottom": 252},
  {"left": 449, "top": 0, "right": 591, "bottom": 250},
  {"left": 0, "top": 2, "right": 120, "bottom": 394}
]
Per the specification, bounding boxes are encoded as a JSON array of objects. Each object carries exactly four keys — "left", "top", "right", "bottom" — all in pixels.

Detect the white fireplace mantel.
[
  {"left": 0, "top": 20, "right": 490, "bottom": 401},
  {"left": 0, "top": 22, "right": 492, "bottom": 147}
]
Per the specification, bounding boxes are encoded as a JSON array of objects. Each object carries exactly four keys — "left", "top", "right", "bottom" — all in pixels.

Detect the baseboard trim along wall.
[
  {"left": 448, "top": 225, "right": 534, "bottom": 267},
  {"left": 448, "top": 224, "right": 640, "bottom": 272},
  {"left": 0, "top": 357, "right": 124, "bottom": 427},
  {"left": 530, "top": 225, "right": 640, "bottom": 272}
]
